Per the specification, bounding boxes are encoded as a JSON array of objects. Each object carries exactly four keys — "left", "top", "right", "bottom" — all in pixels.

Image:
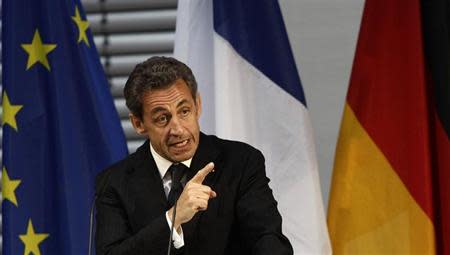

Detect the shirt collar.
[{"left": 150, "top": 142, "right": 192, "bottom": 179}]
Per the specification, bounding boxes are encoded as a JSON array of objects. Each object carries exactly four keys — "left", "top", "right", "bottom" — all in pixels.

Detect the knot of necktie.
[{"left": 167, "top": 163, "right": 187, "bottom": 208}]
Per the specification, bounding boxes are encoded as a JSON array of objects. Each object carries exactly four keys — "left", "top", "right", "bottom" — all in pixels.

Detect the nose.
[{"left": 168, "top": 116, "right": 183, "bottom": 136}]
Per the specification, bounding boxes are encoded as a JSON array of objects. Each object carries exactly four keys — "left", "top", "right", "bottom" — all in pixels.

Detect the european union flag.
[{"left": 1, "top": 0, "right": 128, "bottom": 254}]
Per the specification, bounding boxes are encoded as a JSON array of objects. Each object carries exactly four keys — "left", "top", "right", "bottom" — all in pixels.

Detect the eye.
[
  {"left": 155, "top": 114, "right": 169, "bottom": 126},
  {"left": 180, "top": 108, "right": 191, "bottom": 117}
]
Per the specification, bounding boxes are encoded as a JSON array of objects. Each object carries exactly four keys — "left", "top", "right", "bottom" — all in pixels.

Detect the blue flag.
[{"left": 1, "top": 0, "right": 128, "bottom": 254}]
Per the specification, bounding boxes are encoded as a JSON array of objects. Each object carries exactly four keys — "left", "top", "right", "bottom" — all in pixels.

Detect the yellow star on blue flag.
[
  {"left": 71, "top": 6, "right": 90, "bottom": 46},
  {"left": 19, "top": 219, "right": 49, "bottom": 255},
  {"left": 21, "top": 29, "right": 57, "bottom": 70},
  {"left": 2, "top": 91, "right": 23, "bottom": 131},
  {"left": 2, "top": 167, "right": 22, "bottom": 207}
]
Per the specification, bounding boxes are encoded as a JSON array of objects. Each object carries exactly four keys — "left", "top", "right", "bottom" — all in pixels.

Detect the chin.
[
  {"left": 167, "top": 143, "right": 197, "bottom": 162},
  {"left": 167, "top": 150, "right": 193, "bottom": 163}
]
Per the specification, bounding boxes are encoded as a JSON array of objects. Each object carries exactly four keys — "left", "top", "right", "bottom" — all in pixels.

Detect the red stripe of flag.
[{"left": 346, "top": 0, "right": 434, "bottom": 221}]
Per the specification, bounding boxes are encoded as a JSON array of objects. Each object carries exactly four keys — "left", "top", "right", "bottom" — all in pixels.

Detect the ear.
[
  {"left": 129, "top": 113, "right": 147, "bottom": 135},
  {"left": 195, "top": 93, "right": 202, "bottom": 118}
]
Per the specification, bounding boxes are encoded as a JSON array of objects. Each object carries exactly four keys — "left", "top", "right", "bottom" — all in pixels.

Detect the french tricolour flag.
[{"left": 174, "top": 1, "right": 331, "bottom": 254}]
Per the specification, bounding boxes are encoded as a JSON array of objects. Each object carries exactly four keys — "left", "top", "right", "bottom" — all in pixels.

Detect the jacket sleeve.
[{"left": 236, "top": 149, "right": 293, "bottom": 255}]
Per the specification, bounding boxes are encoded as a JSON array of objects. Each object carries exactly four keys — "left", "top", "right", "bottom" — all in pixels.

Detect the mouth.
[
  {"left": 169, "top": 138, "right": 191, "bottom": 150},
  {"left": 172, "top": 139, "right": 189, "bottom": 148},
  {"left": 166, "top": 137, "right": 196, "bottom": 160}
]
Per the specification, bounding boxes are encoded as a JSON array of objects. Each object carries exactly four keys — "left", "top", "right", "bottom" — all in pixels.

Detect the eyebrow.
[
  {"left": 149, "top": 99, "right": 191, "bottom": 115},
  {"left": 177, "top": 99, "right": 190, "bottom": 108},
  {"left": 150, "top": 107, "right": 168, "bottom": 115}
]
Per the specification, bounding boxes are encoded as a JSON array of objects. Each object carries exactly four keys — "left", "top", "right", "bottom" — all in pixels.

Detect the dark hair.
[{"left": 123, "top": 56, "right": 198, "bottom": 119}]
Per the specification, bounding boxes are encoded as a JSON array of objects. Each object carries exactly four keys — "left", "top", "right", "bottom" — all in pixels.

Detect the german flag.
[{"left": 327, "top": 0, "right": 449, "bottom": 253}]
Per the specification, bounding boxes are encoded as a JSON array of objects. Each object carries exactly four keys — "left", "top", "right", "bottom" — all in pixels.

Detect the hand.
[{"left": 168, "top": 162, "right": 217, "bottom": 230}]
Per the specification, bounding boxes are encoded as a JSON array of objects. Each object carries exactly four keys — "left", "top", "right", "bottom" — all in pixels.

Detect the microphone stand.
[
  {"left": 88, "top": 170, "right": 113, "bottom": 255},
  {"left": 88, "top": 196, "right": 97, "bottom": 255},
  {"left": 167, "top": 198, "right": 179, "bottom": 255},
  {"left": 167, "top": 165, "right": 183, "bottom": 255}
]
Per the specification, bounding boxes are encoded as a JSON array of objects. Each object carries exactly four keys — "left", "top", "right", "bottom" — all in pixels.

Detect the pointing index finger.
[{"left": 190, "top": 162, "right": 214, "bottom": 184}]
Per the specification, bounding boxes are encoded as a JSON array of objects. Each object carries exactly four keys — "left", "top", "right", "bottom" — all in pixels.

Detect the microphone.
[{"left": 88, "top": 169, "right": 114, "bottom": 255}]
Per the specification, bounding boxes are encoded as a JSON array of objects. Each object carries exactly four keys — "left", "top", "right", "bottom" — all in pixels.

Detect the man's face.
[{"left": 130, "top": 79, "right": 201, "bottom": 162}]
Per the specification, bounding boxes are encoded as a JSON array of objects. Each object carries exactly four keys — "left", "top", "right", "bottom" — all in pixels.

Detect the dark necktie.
[{"left": 167, "top": 163, "right": 186, "bottom": 208}]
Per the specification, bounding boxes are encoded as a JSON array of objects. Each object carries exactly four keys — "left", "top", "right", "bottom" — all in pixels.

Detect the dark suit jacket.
[{"left": 95, "top": 133, "right": 293, "bottom": 255}]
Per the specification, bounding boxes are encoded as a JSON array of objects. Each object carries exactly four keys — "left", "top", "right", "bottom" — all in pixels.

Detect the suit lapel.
[
  {"left": 183, "top": 133, "right": 221, "bottom": 246},
  {"left": 127, "top": 140, "right": 168, "bottom": 226}
]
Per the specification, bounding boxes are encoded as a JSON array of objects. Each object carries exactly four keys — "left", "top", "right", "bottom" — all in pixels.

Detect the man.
[{"left": 95, "top": 57, "right": 293, "bottom": 255}]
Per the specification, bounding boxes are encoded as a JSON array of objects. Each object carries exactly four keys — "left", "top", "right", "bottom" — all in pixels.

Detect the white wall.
[{"left": 279, "top": 0, "right": 365, "bottom": 209}]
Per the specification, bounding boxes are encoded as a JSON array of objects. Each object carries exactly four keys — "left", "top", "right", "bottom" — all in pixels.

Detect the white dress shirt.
[{"left": 150, "top": 143, "right": 191, "bottom": 249}]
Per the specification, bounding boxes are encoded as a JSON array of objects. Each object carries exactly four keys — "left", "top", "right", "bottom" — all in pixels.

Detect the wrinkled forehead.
[{"left": 141, "top": 80, "right": 196, "bottom": 113}]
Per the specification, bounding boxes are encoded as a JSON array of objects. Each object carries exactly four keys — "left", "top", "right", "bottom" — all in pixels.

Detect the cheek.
[
  {"left": 185, "top": 118, "right": 200, "bottom": 132},
  {"left": 148, "top": 128, "right": 168, "bottom": 143}
]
